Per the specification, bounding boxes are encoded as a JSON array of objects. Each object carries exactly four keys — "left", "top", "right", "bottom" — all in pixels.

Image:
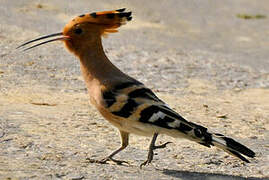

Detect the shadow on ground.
[{"left": 161, "top": 169, "right": 268, "bottom": 180}]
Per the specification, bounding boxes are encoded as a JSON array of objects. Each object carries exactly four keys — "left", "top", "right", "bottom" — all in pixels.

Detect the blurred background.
[{"left": 1, "top": 0, "right": 269, "bottom": 70}]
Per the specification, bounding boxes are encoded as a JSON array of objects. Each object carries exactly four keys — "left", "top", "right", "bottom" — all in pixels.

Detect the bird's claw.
[
  {"left": 153, "top": 141, "right": 172, "bottom": 150},
  {"left": 101, "top": 157, "right": 129, "bottom": 165},
  {"left": 87, "top": 157, "right": 129, "bottom": 166},
  {"left": 140, "top": 160, "right": 150, "bottom": 168},
  {"left": 140, "top": 141, "right": 172, "bottom": 169}
]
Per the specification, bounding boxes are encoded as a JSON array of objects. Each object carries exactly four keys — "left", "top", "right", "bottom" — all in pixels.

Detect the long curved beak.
[{"left": 17, "top": 32, "right": 69, "bottom": 51}]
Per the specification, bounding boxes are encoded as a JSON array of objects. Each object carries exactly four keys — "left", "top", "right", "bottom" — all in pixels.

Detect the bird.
[{"left": 17, "top": 8, "right": 255, "bottom": 167}]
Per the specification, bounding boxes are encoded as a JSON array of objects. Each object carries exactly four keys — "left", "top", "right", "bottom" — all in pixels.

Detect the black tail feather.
[
  {"left": 228, "top": 149, "right": 250, "bottom": 163},
  {"left": 211, "top": 133, "right": 255, "bottom": 162},
  {"left": 222, "top": 136, "right": 255, "bottom": 158}
]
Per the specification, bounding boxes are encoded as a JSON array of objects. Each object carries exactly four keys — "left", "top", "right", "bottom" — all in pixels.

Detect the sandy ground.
[{"left": 0, "top": 0, "right": 269, "bottom": 179}]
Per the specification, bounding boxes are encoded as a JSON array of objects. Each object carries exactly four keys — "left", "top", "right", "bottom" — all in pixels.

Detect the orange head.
[{"left": 17, "top": 8, "right": 132, "bottom": 55}]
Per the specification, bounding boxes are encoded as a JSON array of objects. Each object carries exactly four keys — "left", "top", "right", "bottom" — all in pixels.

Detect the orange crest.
[{"left": 63, "top": 8, "right": 132, "bottom": 37}]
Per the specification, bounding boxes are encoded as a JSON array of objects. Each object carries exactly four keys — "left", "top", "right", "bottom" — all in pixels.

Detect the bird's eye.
[{"left": 74, "top": 28, "right": 83, "bottom": 35}]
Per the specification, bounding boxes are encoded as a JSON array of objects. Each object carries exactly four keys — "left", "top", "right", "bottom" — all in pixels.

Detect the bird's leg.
[
  {"left": 140, "top": 133, "right": 172, "bottom": 168},
  {"left": 89, "top": 130, "right": 129, "bottom": 165}
]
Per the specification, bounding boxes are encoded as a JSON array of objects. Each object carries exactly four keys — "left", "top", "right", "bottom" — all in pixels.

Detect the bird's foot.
[
  {"left": 153, "top": 141, "right": 172, "bottom": 150},
  {"left": 140, "top": 141, "right": 172, "bottom": 168},
  {"left": 87, "top": 156, "right": 129, "bottom": 166}
]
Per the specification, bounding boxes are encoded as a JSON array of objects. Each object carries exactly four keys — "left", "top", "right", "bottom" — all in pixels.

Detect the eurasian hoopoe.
[{"left": 18, "top": 8, "right": 255, "bottom": 167}]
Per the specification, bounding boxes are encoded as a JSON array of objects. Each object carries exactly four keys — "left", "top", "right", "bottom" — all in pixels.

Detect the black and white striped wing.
[
  {"left": 102, "top": 81, "right": 256, "bottom": 162},
  {"left": 102, "top": 81, "right": 211, "bottom": 143}
]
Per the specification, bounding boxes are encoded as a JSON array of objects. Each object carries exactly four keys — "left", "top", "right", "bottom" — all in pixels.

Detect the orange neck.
[{"left": 76, "top": 39, "right": 126, "bottom": 90}]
